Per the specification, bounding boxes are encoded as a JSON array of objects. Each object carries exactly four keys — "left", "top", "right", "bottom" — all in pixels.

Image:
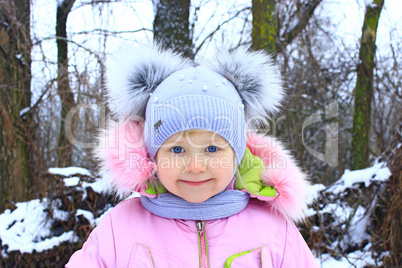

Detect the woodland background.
[{"left": 0, "top": 0, "right": 401, "bottom": 266}]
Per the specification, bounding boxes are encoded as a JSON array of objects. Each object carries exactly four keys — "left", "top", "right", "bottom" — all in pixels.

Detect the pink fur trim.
[
  {"left": 247, "top": 133, "right": 313, "bottom": 222},
  {"left": 94, "top": 120, "right": 156, "bottom": 196},
  {"left": 95, "top": 122, "right": 312, "bottom": 221}
]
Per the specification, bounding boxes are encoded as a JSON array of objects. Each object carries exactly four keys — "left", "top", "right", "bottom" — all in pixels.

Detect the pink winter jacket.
[{"left": 66, "top": 121, "right": 318, "bottom": 267}]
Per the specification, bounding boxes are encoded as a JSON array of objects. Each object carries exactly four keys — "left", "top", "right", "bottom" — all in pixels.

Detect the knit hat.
[
  {"left": 107, "top": 44, "right": 284, "bottom": 163},
  {"left": 144, "top": 66, "right": 246, "bottom": 163}
]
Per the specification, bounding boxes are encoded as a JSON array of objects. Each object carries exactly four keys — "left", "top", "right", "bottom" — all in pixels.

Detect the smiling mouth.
[{"left": 180, "top": 179, "right": 212, "bottom": 186}]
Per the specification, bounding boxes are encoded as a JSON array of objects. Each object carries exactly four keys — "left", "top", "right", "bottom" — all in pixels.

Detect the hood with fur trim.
[{"left": 95, "top": 121, "right": 314, "bottom": 223}]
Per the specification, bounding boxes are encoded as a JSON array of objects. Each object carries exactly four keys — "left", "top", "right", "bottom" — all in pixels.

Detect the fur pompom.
[
  {"left": 94, "top": 120, "right": 156, "bottom": 197},
  {"left": 107, "top": 43, "right": 194, "bottom": 119},
  {"left": 205, "top": 47, "right": 284, "bottom": 127},
  {"left": 247, "top": 133, "right": 314, "bottom": 223}
]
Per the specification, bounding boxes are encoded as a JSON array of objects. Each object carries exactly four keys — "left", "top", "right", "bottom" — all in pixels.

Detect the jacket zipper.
[{"left": 197, "top": 220, "right": 208, "bottom": 268}]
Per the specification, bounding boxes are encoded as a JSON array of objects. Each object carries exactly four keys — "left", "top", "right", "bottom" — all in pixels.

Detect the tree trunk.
[
  {"left": 252, "top": 0, "right": 322, "bottom": 53},
  {"left": 56, "top": 0, "right": 76, "bottom": 167},
  {"left": 0, "top": 0, "right": 32, "bottom": 211},
  {"left": 153, "top": 0, "right": 193, "bottom": 59},
  {"left": 251, "top": 0, "right": 277, "bottom": 52},
  {"left": 351, "top": 0, "right": 384, "bottom": 170}
]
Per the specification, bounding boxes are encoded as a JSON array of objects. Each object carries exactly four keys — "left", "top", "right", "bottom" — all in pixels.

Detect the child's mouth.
[{"left": 180, "top": 179, "right": 212, "bottom": 186}]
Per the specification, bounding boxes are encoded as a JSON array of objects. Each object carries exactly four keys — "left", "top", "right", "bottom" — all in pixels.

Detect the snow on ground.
[
  {"left": 63, "top": 176, "right": 80, "bottom": 187},
  {"left": 316, "top": 244, "right": 377, "bottom": 268},
  {"left": 82, "top": 179, "right": 108, "bottom": 194},
  {"left": 0, "top": 167, "right": 111, "bottom": 256},
  {"left": 307, "top": 159, "right": 392, "bottom": 267},
  {"left": 327, "top": 162, "right": 391, "bottom": 194},
  {"left": 0, "top": 199, "right": 76, "bottom": 254},
  {"left": 49, "top": 166, "right": 92, "bottom": 177}
]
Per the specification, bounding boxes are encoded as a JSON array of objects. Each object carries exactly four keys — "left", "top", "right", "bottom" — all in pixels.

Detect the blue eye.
[
  {"left": 171, "top": 146, "right": 184, "bottom": 153},
  {"left": 206, "top": 146, "right": 218, "bottom": 152}
]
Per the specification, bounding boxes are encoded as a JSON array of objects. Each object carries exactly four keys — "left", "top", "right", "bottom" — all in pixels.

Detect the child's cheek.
[
  {"left": 209, "top": 156, "right": 233, "bottom": 170},
  {"left": 157, "top": 157, "right": 170, "bottom": 170},
  {"left": 159, "top": 157, "right": 186, "bottom": 173}
]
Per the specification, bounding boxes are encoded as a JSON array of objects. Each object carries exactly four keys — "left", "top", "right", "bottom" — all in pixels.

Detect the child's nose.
[{"left": 185, "top": 153, "right": 206, "bottom": 173}]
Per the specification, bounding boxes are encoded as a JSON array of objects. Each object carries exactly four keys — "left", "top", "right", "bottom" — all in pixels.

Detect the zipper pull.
[{"left": 197, "top": 221, "right": 204, "bottom": 236}]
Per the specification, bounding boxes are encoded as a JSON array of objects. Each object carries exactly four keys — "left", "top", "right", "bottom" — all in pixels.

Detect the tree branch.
[{"left": 281, "top": 0, "right": 322, "bottom": 45}]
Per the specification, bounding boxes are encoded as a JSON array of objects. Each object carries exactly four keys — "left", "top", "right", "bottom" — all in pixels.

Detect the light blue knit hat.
[
  {"left": 107, "top": 44, "right": 284, "bottom": 163},
  {"left": 144, "top": 66, "right": 246, "bottom": 163}
]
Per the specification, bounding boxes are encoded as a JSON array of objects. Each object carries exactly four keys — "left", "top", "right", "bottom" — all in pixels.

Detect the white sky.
[
  {"left": 322, "top": 0, "right": 401, "bottom": 51},
  {"left": 30, "top": 0, "right": 401, "bottom": 61},
  {"left": 29, "top": 0, "right": 401, "bottom": 103}
]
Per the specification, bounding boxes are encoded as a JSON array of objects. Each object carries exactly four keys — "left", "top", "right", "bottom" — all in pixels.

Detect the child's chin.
[{"left": 183, "top": 195, "right": 211, "bottom": 203}]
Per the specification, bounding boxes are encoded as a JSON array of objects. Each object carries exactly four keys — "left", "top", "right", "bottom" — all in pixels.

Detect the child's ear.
[{"left": 107, "top": 43, "right": 194, "bottom": 119}]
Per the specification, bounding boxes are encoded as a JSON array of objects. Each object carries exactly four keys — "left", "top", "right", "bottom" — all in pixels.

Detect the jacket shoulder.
[{"left": 109, "top": 197, "right": 144, "bottom": 215}]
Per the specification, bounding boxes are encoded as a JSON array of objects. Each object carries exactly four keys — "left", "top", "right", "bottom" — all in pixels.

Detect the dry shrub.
[
  {"left": 0, "top": 170, "right": 117, "bottom": 267},
  {"left": 371, "top": 129, "right": 402, "bottom": 267},
  {"left": 301, "top": 127, "right": 401, "bottom": 267}
]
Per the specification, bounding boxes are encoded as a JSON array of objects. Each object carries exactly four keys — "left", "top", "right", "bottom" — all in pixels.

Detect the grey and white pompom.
[
  {"left": 204, "top": 47, "right": 284, "bottom": 126},
  {"left": 107, "top": 43, "right": 194, "bottom": 119}
]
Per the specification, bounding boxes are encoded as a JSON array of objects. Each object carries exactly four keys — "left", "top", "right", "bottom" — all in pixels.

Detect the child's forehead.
[
  {"left": 184, "top": 129, "right": 216, "bottom": 136},
  {"left": 165, "top": 129, "right": 228, "bottom": 145}
]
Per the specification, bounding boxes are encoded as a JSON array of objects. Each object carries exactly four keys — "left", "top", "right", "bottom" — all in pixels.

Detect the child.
[{"left": 66, "top": 44, "right": 318, "bottom": 267}]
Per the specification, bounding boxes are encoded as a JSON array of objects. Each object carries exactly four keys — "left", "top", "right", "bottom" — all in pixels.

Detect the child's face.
[{"left": 156, "top": 130, "right": 235, "bottom": 203}]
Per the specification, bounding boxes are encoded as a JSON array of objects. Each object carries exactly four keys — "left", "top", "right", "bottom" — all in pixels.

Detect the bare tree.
[
  {"left": 372, "top": 41, "right": 402, "bottom": 155},
  {"left": 153, "top": 0, "right": 194, "bottom": 58},
  {"left": 0, "top": 0, "right": 32, "bottom": 210},
  {"left": 56, "top": 0, "right": 77, "bottom": 167},
  {"left": 351, "top": 0, "right": 384, "bottom": 170}
]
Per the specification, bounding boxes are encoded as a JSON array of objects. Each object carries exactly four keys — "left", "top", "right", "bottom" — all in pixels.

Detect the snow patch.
[
  {"left": 0, "top": 199, "right": 77, "bottom": 253},
  {"left": 63, "top": 176, "right": 80, "bottom": 187},
  {"left": 76, "top": 209, "right": 95, "bottom": 226},
  {"left": 327, "top": 162, "right": 391, "bottom": 194},
  {"left": 19, "top": 107, "right": 30, "bottom": 116},
  {"left": 316, "top": 243, "right": 377, "bottom": 267},
  {"left": 49, "top": 167, "right": 91, "bottom": 177},
  {"left": 312, "top": 183, "right": 326, "bottom": 197},
  {"left": 348, "top": 205, "right": 370, "bottom": 244},
  {"left": 82, "top": 179, "right": 108, "bottom": 194}
]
